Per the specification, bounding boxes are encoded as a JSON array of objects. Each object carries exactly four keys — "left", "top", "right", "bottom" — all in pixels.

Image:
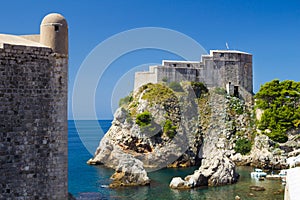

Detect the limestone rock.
[
  {"left": 109, "top": 156, "right": 150, "bottom": 188},
  {"left": 169, "top": 177, "right": 187, "bottom": 189},
  {"left": 170, "top": 151, "right": 239, "bottom": 189}
]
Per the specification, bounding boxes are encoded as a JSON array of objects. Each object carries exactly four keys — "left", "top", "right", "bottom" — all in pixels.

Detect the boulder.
[
  {"left": 109, "top": 156, "right": 150, "bottom": 188},
  {"left": 170, "top": 151, "right": 239, "bottom": 189},
  {"left": 169, "top": 177, "right": 187, "bottom": 189}
]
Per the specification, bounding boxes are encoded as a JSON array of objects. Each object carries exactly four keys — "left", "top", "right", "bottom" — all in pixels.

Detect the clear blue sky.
[{"left": 1, "top": 0, "right": 299, "bottom": 119}]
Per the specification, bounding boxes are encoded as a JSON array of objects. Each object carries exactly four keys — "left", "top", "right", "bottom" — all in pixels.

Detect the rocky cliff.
[
  {"left": 88, "top": 83, "right": 203, "bottom": 187},
  {"left": 88, "top": 82, "right": 300, "bottom": 188}
]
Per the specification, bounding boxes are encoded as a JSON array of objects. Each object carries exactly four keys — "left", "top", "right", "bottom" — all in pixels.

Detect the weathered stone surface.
[
  {"left": 169, "top": 177, "right": 188, "bottom": 189},
  {"left": 231, "top": 134, "right": 296, "bottom": 169},
  {"left": 89, "top": 84, "right": 201, "bottom": 169},
  {"left": 170, "top": 151, "right": 239, "bottom": 189},
  {"left": 0, "top": 43, "right": 68, "bottom": 198},
  {"left": 109, "top": 156, "right": 150, "bottom": 188}
]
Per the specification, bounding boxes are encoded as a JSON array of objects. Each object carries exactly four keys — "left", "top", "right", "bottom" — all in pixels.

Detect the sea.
[{"left": 68, "top": 120, "right": 284, "bottom": 200}]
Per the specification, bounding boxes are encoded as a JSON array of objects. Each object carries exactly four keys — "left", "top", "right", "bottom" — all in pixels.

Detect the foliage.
[
  {"left": 229, "top": 97, "right": 244, "bottom": 115},
  {"left": 163, "top": 119, "right": 177, "bottom": 139},
  {"left": 119, "top": 94, "right": 133, "bottom": 107},
  {"left": 169, "top": 82, "right": 184, "bottom": 92},
  {"left": 191, "top": 82, "right": 208, "bottom": 98},
  {"left": 234, "top": 138, "right": 252, "bottom": 155},
  {"left": 141, "top": 83, "right": 177, "bottom": 104},
  {"left": 255, "top": 79, "right": 300, "bottom": 143},
  {"left": 214, "top": 87, "right": 227, "bottom": 95},
  {"left": 265, "top": 131, "right": 288, "bottom": 143},
  {"left": 136, "top": 111, "right": 152, "bottom": 127}
]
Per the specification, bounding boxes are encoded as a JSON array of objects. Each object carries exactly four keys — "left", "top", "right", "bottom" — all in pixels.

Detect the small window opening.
[
  {"left": 54, "top": 25, "right": 59, "bottom": 32},
  {"left": 220, "top": 53, "right": 224, "bottom": 57},
  {"left": 172, "top": 64, "right": 176, "bottom": 67},
  {"left": 187, "top": 64, "right": 190, "bottom": 67},
  {"left": 234, "top": 86, "right": 239, "bottom": 97}
]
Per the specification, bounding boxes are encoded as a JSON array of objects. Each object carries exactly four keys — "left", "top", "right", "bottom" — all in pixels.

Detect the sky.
[{"left": 0, "top": 0, "right": 299, "bottom": 119}]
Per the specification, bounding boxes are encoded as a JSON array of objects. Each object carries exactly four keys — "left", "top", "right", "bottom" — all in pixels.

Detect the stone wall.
[
  {"left": 134, "top": 50, "right": 253, "bottom": 100},
  {"left": 134, "top": 66, "right": 158, "bottom": 90},
  {"left": 0, "top": 43, "right": 68, "bottom": 199}
]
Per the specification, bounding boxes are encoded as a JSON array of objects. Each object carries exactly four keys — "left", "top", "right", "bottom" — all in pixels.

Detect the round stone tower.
[{"left": 40, "top": 13, "right": 68, "bottom": 54}]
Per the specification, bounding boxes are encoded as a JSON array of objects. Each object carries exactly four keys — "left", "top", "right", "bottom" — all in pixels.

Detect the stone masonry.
[
  {"left": 0, "top": 13, "right": 68, "bottom": 199},
  {"left": 135, "top": 50, "right": 253, "bottom": 101}
]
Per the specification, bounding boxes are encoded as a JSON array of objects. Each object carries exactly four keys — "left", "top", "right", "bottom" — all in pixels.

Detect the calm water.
[{"left": 68, "top": 120, "right": 284, "bottom": 199}]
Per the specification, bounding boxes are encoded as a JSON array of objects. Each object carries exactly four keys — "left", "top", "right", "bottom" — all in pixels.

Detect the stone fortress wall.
[
  {"left": 0, "top": 13, "right": 68, "bottom": 199},
  {"left": 135, "top": 50, "right": 253, "bottom": 101}
]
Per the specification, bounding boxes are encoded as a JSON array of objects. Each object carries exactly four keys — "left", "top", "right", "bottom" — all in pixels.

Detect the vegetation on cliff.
[
  {"left": 255, "top": 79, "right": 300, "bottom": 143},
  {"left": 234, "top": 138, "right": 252, "bottom": 155},
  {"left": 136, "top": 111, "right": 152, "bottom": 127}
]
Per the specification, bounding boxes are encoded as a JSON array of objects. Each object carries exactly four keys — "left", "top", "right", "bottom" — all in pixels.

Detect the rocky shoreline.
[{"left": 87, "top": 83, "right": 300, "bottom": 188}]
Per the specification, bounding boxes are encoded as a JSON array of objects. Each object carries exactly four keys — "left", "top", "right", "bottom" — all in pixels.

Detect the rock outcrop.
[
  {"left": 88, "top": 83, "right": 202, "bottom": 186},
  {"left": 88, "top": 82, "right": 299, "bottom": 188},
  {"left": 170, "top": 151, "right": 239, "bottom": 189},
  {"left": 170, "top": 91, "right": 241, "bottom": 189},
  {"left": 231, "top": 133, "right": 300, "bottom": 169},
  {"left": 87, "top": 137, "right": 150, "bottom": 187},
  {"left": 88, "top": 83, "right": 201, "bottom": 170}
]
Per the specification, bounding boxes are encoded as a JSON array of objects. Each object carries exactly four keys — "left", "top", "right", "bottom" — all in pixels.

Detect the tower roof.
[
  {"left": 41, "top": 13, "right": 68, "bottom": 27},
  {"left": 0, "top": 34, "right": 46, "bottom": 48}
]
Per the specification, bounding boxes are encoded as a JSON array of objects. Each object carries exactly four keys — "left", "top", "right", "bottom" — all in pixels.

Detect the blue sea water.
[{"left": 68, "top": 120, "right": 284, "bottom": 200}]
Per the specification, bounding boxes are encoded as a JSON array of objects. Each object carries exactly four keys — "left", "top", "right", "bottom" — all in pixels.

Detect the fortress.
[
  {"left": 0, "top": 13, "right": 68, "bottom": 199},
  {"left": 134, "top": 50, "right": 253, "bottom": 100}
]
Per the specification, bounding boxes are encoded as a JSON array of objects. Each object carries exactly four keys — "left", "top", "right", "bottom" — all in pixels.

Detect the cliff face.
[
  {"left": 88, "top": 82, "right": 299, "bottom": 188},
  {"left": 88, "top": 83, "right": 249, "bottom": 187},
  {"left": 88, "top": 83, "right": 202, "bottom": 170}
]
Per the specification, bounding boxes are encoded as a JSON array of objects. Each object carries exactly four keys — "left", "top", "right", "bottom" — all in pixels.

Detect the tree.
[{"left": 255, "top": 79, "right": 300, "bottom": 143}]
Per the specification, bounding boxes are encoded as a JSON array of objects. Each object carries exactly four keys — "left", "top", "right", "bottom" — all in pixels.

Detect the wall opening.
[
  {"left": 234, "top": 86, "right": 239, "bottom": 97},
  {"left": 54, "top": 25, "right": 59, "bottom": 32}
]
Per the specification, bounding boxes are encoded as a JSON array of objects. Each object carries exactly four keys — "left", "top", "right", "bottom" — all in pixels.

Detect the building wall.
[
  {"left": 134, "top": 66, "right": 157, "bottom": 89},
  {"left": 156, "top": 67, "right": 198, "bottom": 84},
  {"left": 133, "top": 50, "right": 253, "bottom": 101},
  {"left": 0, "top": 43, "right": 68, "bottom": 199}
]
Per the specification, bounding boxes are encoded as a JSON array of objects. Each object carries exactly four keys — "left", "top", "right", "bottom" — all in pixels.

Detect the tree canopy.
[{"left": 255, "top": 79, "right": 300, "bottom": 143}]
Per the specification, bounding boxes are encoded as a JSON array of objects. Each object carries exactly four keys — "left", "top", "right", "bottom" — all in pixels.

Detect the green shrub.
[
  {"left": 169, "top": 82, "right": 184, "bottom": 92},
  {"left": 163, "top": 119, "right": 177, "bottom": 139},
  {"left": 266, "top": 131, "right": 288, "bottom": 143},
  {"left": 234, "top": 138, "right": 252, "bottom": 155},
  {"left": 136, "top": 111, "right": 152, "bottom": 127},
  {"left": 141, "top": 83, "right": 177, "bottom": 105}
]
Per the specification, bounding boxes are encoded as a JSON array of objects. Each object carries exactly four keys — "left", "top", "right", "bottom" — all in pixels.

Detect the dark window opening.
[
  {"left": 187, "top": 64, "right": 190, "bottom": 67},
  {"left": 234, "top": 86, "right": 239, "bottom": 97},
  {"left": 220, "top": 53, "right": 224, "bottom": 57},
  {"left": 172, "top": 64, "right": 176, "bottom": 67},
  {"left": 54, "top": 25, "right": 59, "bottom": 32}
]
